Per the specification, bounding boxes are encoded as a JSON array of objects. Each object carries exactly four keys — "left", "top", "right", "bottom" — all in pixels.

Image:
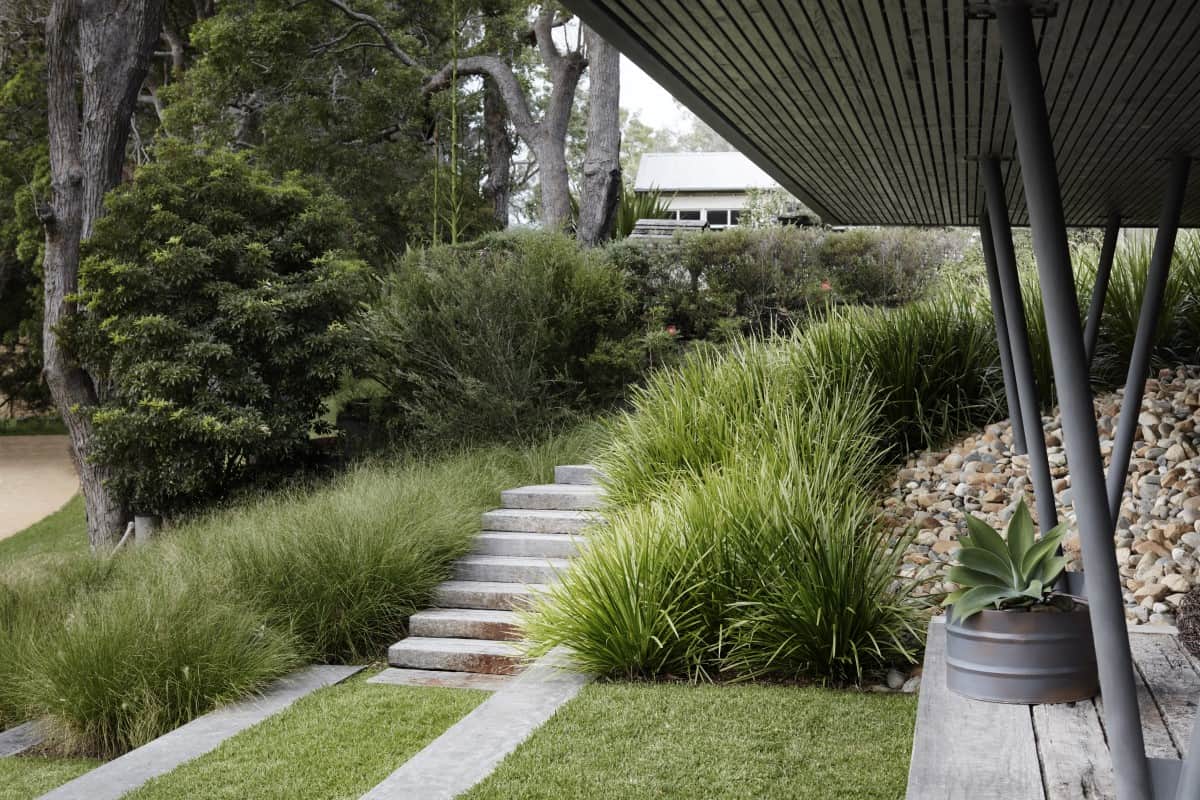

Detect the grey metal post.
[
  {"left": 992, "top": 2, "right": 1153, "bottom": 798},
  {"left": 980, "top": 215, "right": 1029, "bottom": 455},
  {"left": 1105, "top": 158, "right": 1190, "bottom": 523},
  {"left": 981, "top": 158, "right": 1057, "bottom": 531},
  {"left": 1083, "top": 214, "right": 1121, "bottom": 368},
  {"left": 1178, "top": 711, "right": 1200, "bottom": 800}
]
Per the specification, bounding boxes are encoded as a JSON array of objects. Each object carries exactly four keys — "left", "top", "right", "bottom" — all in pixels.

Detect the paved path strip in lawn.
[
  {"left": 360, "top": 651, "right": 590, "bottom": 800},
  {"left": 0, "top": 721, "right": 43, "bottom": 757},
  {"left": 38, "top": 665, "right": 362, "bottom": 800}
]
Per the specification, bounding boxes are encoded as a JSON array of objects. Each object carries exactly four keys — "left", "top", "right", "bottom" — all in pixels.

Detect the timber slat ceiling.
[{"left": 567, "top": 0, "right": 1200, "bottom": 227}]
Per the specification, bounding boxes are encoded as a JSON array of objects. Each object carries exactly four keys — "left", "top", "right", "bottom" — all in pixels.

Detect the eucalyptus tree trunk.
[
  {"left": 577, "top": 27, "right": 621, "bottom": 246},
  {"left": 42, "top": 0, "right": 164, "bottom": 550},
  {"left": 482, "top": 80, "right": 512, "bottom": 228}
]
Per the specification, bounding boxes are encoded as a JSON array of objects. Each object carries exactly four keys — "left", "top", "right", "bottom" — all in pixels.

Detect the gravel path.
[{"left": 0, "top": 435, "right": 78, "bottom": 541}]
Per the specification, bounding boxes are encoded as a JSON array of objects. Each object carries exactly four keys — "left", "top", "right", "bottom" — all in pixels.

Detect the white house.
[{"left": 633, "top": 151, "right": 815, "bottom": 228}]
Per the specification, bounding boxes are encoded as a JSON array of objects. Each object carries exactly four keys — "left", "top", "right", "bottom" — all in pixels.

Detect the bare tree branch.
[
  {"left": 530, "top": 7, "right": 562, "bottom": 71},
  {"left": 320, "top": 0, "right": 419, "bottom": 68},
  {"left": 424, "top": 55, "right": 536, "bottom": 142}
]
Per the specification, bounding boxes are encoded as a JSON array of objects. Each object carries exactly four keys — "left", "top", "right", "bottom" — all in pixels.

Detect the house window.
[
  {"left": 678, "top": 210, "right": 701, "bottom": 220},
  {"left": 729, "top": 210, "right": 741, "bottom": 226},
  {"left": 707, "top": 210, "right": 729, "bottom": 226}
]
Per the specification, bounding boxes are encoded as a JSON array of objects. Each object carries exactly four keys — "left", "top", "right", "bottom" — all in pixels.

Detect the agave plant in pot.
[{"left": 943, "top": 499, "right": 1098, "bottom": 704}]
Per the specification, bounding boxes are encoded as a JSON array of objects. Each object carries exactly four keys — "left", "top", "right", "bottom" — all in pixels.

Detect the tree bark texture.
[
  {"left": 482, "top": 78, "right": 512, "bottom": 228},
  {"left": 576, "top": 26, "right": 621, "bottom": 245},
  {"left": 43, "top": 0, "right": 164, "bottom": 550}
]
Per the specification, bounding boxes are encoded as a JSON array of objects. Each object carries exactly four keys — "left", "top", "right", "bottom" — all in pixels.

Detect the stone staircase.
[{"left": 386, "top": 465, "right": 603, "bottom": 677}]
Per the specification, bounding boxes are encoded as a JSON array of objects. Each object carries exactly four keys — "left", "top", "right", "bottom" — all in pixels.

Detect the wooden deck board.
[
  {"left": 1032, "top": 700, "right": 1114, "bottom": 800},
  {"left": 906, "top": 619, "right": 1045, "bottom": 800},
  {"left": 1129, "top": 634, "right": 1198, "bottom": 756},
  {"left": 908, "top": 622, "right": 1200, "bottom": 800}
]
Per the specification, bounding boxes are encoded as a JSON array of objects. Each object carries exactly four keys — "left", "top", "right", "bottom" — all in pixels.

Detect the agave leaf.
[
  {"left": 1021, "top": 578, "right": 1045, "bottom": 600},
  {"left": 946, "top": 565, "right": 1005, "bottom": 589},
  {"left": 950, "top": 585, "right": 1015, "bottom": 623},
  {"left": 942, "top": 588, "right": 967, "bottom": 607},
  {"left": 965, "top": 514, "right": 1013, "bottom": 569},
  {"left": 957, "top": 548, "right": 1014, "bottom": 586},
  {"left": 1006, "top": 500, "right": 1035, "bottom": 576},
  {"left": 1037, "top": 555, "right": 1068, "bottom": 587},
  {"left": 1019, "top": 525, "right": 1067, "bottom": 579}
]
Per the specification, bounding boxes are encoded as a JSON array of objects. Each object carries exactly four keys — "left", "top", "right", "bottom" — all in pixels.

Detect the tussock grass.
[
  {"left": 0, "top": 425, "right": 602, "bottom": 756},
  {"left": 526, "top": 296, "right": 996, "bottom": 682}
]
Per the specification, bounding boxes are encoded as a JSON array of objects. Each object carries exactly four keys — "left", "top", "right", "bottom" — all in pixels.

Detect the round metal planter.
[{"left": 945, "top": 604, "right": 1099, "bottom": 704}]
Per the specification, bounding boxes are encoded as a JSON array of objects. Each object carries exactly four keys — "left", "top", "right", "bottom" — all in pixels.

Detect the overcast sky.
[{"left": 618, "top": 55, "right": 694, "bottom": 132}]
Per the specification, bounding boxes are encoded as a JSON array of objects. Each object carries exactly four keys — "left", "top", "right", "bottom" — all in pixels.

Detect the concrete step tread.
[
  {"left": 473, "top": 531, "right": 583, "bottom": 556},
  {"left": 390, "top": 637, "right": 521, "bottom": 656},
  {"left": 476, "top": 531, "right": 582, "bottom": 541},
  {"left": 434, "top": 580, "right": 549, "bottom": 596},
  {"left": 480, "top": 508, "right": 599, "bottom": 533},
  {"left": 409, "top": 608, "right": 520, "bottom": 624},
  {"left": 431, "top": 580, "right": 550, "bottom": 611},
  {"left": 483, "top": 508, "right": 597, "bottom": 521},
  {"left": 388, "top": 636, "right": 524, "bottom": 674},
  {"left": 457, "top": 554, "right": 571, "bottom": 568},
  {"left": 555, "top": 464, "right": 604, "bottom": 485},
  {"left": 501, "top": 484, "right": 605, "bottom": 511}
]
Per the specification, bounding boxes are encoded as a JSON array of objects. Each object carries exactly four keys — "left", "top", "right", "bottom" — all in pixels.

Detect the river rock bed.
[{"left": 883, "top": 366, "right": 1200, "bottom": 627}]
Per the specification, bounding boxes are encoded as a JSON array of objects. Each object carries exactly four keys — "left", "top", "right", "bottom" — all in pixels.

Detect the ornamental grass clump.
[
  {"left": 527, "top": 291, "right": 1007, "bottom": 683},
  {"left": 526, "top": 359, "right": 926, "bottom": 682}
]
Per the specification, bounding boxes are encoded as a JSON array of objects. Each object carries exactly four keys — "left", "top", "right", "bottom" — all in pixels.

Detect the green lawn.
[
  {"left": 0, "top": 756, "right": 99, "bottom": 800},
  {"left": 0, "top": 494, "right": 85, "bottom": 565},
  {"left": 125, "top": 673, "right": 485, "bottom": 800},
  {"left": 464, "top": 682, "right": 917, "bottom": 800}
]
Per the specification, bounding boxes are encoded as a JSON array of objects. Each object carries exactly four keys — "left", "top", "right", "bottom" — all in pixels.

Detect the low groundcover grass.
[
  {"left": 463, "top": 682, "right": 917, "bottom": 800},
  {"left": 0, "top": 427, "right": 600, "bottom": 758},
  {"left": 125, "top": 673, "right": 485, "bottom": 800}
]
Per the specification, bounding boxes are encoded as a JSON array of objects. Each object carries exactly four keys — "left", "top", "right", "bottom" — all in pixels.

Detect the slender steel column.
[
  {"left": 1106, "top": 158, "right": 1190, "bottom": 523},
  {"left": 980, "top": 215, "right": 1029, "bottom": 455},
  {"left": 1179, "top": 713, "right": 1200, "bottom": 800},
  {"left": 981, "top": 159, "right": 1057, "bottom": 531},
  {"left": 992, "top": 2, "right": 1153, "bottom": 798},
  {"left": 1083, "top": 214, "right": 1121, "bottom": 368}
]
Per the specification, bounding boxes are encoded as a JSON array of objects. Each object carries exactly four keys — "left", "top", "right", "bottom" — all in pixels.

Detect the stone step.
[
  {"left": 432, "top": 580, "right": 547, "bottom": 611},
  {"left": 472, "top": 531, "right": 583, "bottom": 558},
  {"left": 409, "top": 608, "right": 521, "bottom": 640},
  {"left": 388, "top": 637, "right": 522, "bottom": 675},
  {"left": 554, "top": 464, "right": 604, "bottom": 485},
  {"left": 501, "top": 484, "right": 605, "bottom": 511},
  {"left": 480, "top": 508, "right": 597, "bottom": 534},
  {"left": 453, "top": 555, "right": 570, "bottom": 584}
]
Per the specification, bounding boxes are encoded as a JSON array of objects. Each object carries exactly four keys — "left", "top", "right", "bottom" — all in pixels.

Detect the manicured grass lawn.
[
  {"left": 0, "top": 494, "right": 86, "bottom": 564},
  {"left": 0, "top": 755, "right": 99, "bottom": 800},
  {"left": 464, "top": 682, "right": 917, "bottom": 800},
  {"left": 125, "top": 673, "right": 486, "bottom": 800}
]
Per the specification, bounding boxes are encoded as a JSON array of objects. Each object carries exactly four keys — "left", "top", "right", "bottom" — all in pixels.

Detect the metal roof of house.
[
  {"left": 567, "top": 0, "right": 1200, "bottom": 228},
  {"left": 633, "top": 151, "right": 781, "bottom": 192}
]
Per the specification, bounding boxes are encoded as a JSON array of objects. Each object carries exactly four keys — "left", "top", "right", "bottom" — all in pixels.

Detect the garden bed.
[{"left": 884, "top": 366, "right": 1200, "bottom": 628}]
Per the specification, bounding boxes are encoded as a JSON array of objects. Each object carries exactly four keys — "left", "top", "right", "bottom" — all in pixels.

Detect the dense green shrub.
[
  {"left": 65, "top": 145, "right": 367, "bottom": 516},
  {"left": 605, "top": 225, "right": 972, "bottom": 341},
  {"left": 0, "top": 426, "right": 601, "bottom": 755},
  {"left": 361, "top": 232, "right": 642, "bottom": 443}
]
